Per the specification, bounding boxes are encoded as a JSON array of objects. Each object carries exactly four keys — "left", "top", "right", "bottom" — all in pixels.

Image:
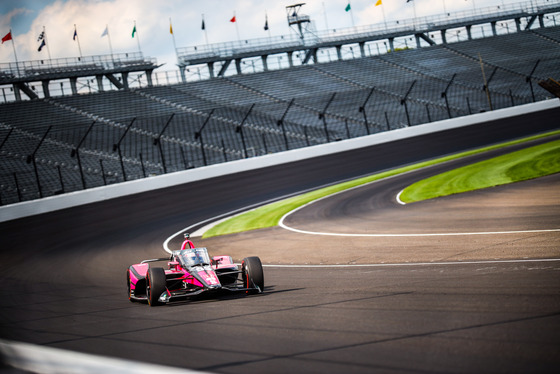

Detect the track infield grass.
[{"left": 203, "top": 130, "right": 560, "bottom": 238}]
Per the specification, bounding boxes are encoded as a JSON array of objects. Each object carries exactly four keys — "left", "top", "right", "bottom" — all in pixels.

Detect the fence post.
[
  {"left": 359, "top": 87, "right": 375, "bottom": 135},
  {"left": 113, "top": 118, "right": 136, "bottom": 182},
  {"left": 319, "top": 93, "right": 336, "bottom": 142},
  {"left": 221, "top": 139, "right": 228, "bottom": 162},
  {"left": 384, "top": 112, "right": 390, "bottom": 131},
  {"left": 153, "top": 113, "right": 175, "bottom": 174},
  {"left": 277, "top": 98, "right": 295, "bottom": 150},
  {"left": 401, "top": 80, "right": 416, "bottom": 127},
  {"left": 236, "top": 104, "right": 255, "bottom": 159},
  {"left": 194, "top": 109, "right": 214, "bottom": 166},
  {"left": 526, "top": 59, "right": 541, "bottom": 102},
  {"left": 262, "top": 134, "right": 268, "bottom": 154},
  {"left": 26, "top": 125, "right": 52, "bottom": 198},
  {"left": 441, "top": 73, "right": 456, "bottom": 118},
  {"left": 13, "top": 173, "right": 22, "bottom": 202},
  {"left": 99, "top": 159, "right": 107, "bottom": 185},
  {"left": 71, "top": 120, "right": 95, "bottom": 190}
]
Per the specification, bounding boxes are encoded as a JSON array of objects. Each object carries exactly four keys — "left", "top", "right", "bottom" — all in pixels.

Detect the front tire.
[
  {"left": 126, "top": 269, "right": 134, "bottom": 302},
  {"left": 146, "top": 267, "right": 166, "bottom": 306},
  {"left": 242, "top": 257, "right": 264, "bottom": 294}
]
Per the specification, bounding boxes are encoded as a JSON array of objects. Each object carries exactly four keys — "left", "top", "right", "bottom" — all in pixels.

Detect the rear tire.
[
  {"left": 146, "top": 267, "right": 166, "bottom": 306},
  {"left": 242, "top": 257, "right": 264, "bottom": 294}
]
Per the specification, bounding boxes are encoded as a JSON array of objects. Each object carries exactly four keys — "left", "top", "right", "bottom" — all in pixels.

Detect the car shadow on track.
[{"left": 160, "top": 285, "right": 305, "bottom": 307}]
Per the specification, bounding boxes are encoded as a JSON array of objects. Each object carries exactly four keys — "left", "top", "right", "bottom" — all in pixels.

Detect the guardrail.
[
  {"left": 0, "top": 52, "right": 157, "bottom": 80},
  {"left": 176, "top": 0, "right": 559, "bottom": 64}
]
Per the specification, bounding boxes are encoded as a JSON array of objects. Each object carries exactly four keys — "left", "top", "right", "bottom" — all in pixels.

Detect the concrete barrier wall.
[{"left": 1, "top": 99, "right": 558, "bottom": 223}]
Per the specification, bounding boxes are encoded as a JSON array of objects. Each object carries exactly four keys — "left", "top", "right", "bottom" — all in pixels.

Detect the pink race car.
[{"left": 126, "top": 234, "right": 264, "bottom": 306}]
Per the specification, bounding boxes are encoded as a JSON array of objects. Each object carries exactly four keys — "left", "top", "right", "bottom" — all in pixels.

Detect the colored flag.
[
  {"left": 345, "top": 3, "right": 351, "bottom": 12},
  {"left": 101, "top": 26, "right": 108, "bottom": 37},
  {"left": 264, "top": 15, "right": 269, "bottom": 31},
  {"left": 73, "top": 28, "right": 78, "bottom": 40},
  {"left": 230, "top": 16, "right": 236, "bottom": 23},
  {"left": 2, "top": 31, "right": 12, "bottom": 44},
  {"left": 375, "top": 0, "right": 382, "bottom": 6},
  {"left": 132, "top": 25, "right": 136, "bottom": 38},
  {"left": 37, "top": 31, "right": 44, "bottom": 41},
  {"left": 38, "top": 39, "right": 46, "bottom": 51},
  {"left": 169, "top": 21, "right": 173, "bottom": 34},
  {"left": 201, "top": 19, "right": 205, "bottom": 30},
  {"left": 407, "top": 0, "right": 413, "bottom": 2}
]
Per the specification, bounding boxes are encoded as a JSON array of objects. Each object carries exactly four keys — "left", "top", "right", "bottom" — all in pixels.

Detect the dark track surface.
[{"left": 1, "top": 107, "right": 560, "bottom": 373}]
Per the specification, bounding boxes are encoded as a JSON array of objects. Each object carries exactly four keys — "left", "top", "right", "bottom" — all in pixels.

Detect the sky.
[{"left": 0, "top": 1, "right": 538, "bottom": 72}]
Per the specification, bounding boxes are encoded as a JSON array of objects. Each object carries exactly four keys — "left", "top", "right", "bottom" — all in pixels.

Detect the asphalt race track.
[{"left": 1, "top": 108, "right": 559, "bottom": 373}]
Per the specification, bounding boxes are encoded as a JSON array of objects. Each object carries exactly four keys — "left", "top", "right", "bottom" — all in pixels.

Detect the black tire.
[
  {"left": 242, "top": 257, "right": 264, "bottom": 294},
  {"left": 146, "top": 267, "right": 166, "bottom": 306}
]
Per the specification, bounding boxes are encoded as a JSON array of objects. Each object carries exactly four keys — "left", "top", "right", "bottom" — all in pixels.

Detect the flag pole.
[
  {"left": 169, "top": 18, "right": 178, "bottom": 60},
  {"left": 133, "top": 20, "right": 142, "bottom": 54},
  {"left": 323, "top": 2, "right": 330, "bottom": 31},
  {"left": 233, "top": 11, "right": 240, "bottom": 42},
  {"left": 74, "top": 24, "right": 83, "bottom": 58},
  {"left": 43, "top": 26, "right": 52, "bottom": 60},
  {"left": 104, "top": 24, "right": 114, "bottom": 60},
  {"left": 9, "top": 29, "right": 20, "bottom": 76},
  {"left": 410, "top": 0, "right": 417, "bottom": 29},
  {"left": 202, "top": 14, "right": 209, "bottom": 45},
  {"left": 381, "top": 3, "right": 387, "bottom": 30},
  {"left": 348, "top": 2, "right": 355, "bottom": 28},
  {"left": 265, "top": 11, "right": 271, "bottom": 39}
]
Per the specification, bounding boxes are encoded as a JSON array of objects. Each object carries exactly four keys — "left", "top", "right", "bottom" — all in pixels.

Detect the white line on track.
[{"left": 395, "top": 189, "right": 406, "bottom": 205}]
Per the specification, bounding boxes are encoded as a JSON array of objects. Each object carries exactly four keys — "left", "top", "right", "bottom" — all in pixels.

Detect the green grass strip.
[
  {"left": 398, "top": 138, "right": 560, "bottom": 203},
  {"left": 203, "top": 129, "right": 560, "bottom": 238}
]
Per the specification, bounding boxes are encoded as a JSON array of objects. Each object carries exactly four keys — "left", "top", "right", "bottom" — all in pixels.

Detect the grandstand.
[{"left": 1, "top": 4, "right": 560, "bottom": 206}]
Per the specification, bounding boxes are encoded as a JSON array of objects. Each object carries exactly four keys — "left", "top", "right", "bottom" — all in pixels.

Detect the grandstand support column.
[
  {"left": 179, "top": 66, "right": 187, "bottom": 83},
  {"left": 515, "top": 18, "right": 522, "bottom": 32},
  {"left": 261, "top": 55, "right": 269, "bottom": 72},
  {"left": 146, "top": 70, "right": 154, "bottom": 87},
  {"left": 539, "top": 14, "right": 545, "bottom": 28},
  {"left": 359, "top": 42, "right": 366, "bottom": 58},
  {"left": 121, "top": 72, "right": 129, "bottom": 90},
  {"left": 491, "top": 21, "right": 498, "bottom": 36},
  {"left": 12, "top": 84, "right": 21, "bottom": 102},
  {"left": 235, "top": 59, "right": 242, "bottom": 74},
  {"left": 96, "top": 75, "right": 104, "bottom": 92},
  {"left": 388, "top": 38, "right": 395, "bottom": 52},
  {"left": 208, "top": 62, "right": 215, "bottom": 78},
  {"left": 41, "top": 80, "right": 51, "bottom": 98},
  {"left": 466, "top": 25, "right": 472, "bottom": 40},
  {"left": 287, "top": 52, "right": 294, "bottom": 67},
  {"left": 69, "top": 78, "right": 78, "bottom": 95},
  {"left": 336, "top": 46, "right": 342, "bottom": 61},
  {"left": 441, "top": 29, "right": 447, "bottom": 44}
]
